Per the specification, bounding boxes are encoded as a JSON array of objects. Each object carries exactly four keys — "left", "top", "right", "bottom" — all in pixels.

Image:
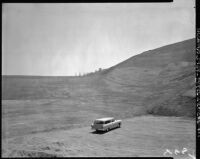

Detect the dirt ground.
[{"left": 2, "top": 116, "right": 195, "bottom": 158}]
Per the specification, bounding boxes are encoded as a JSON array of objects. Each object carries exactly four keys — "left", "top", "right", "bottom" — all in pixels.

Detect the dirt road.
[{"left": 2, "top": 115, "right": 195, "bottom": 158}]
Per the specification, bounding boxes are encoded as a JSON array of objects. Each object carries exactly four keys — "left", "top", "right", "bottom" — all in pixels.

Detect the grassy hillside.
[
  {"left": 101, "top": 38, "right": 195, "bottom": 117},
  {"left": 2, "top": 38, "right": 195, "bottom": 125}
]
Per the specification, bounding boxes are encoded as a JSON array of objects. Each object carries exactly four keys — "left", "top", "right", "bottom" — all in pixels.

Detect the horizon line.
[{"left": 2, "top": 37, "right": 195, "bottom": 77}]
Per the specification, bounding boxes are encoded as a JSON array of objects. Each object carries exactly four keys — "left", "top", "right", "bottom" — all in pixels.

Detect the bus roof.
[{"left": 95, "top": 117, "right": 114, "bottom": 121}]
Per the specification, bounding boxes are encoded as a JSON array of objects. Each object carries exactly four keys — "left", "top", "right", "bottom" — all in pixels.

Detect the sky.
[{"left": 2, "top": 1, "right": 195, "bottom": 76}]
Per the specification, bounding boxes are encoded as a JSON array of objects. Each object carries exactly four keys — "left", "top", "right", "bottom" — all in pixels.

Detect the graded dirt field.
[
  {"left": 2, "top": 116, "right": 195, "bottom": 158},
  {"left": 2, "top": 39, "right": 196, "bottom": 157}
]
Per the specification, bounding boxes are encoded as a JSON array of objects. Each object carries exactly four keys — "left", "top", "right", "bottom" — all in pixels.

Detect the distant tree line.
[{"left": 75, "top": 68, "right": 102, "bottom": 77}]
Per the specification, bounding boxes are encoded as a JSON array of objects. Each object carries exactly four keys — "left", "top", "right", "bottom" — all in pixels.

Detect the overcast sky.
[{"left": 2, "top": 1, "right": 195, "bottom": 76}]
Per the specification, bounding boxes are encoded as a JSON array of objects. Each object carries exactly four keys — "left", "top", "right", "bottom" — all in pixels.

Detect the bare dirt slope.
[{"left": 2, "top": 116, "right": 195, "bottom": 158}]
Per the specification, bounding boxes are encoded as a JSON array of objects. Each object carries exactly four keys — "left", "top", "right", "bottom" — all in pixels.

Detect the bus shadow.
[{"left": 90, "top": 131, "right": 108, "bottom": 135}]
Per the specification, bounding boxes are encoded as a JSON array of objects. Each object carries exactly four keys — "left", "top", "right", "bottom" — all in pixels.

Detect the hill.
[
  {"left": 2, "top": 38, "right": 195, "bottom": 119},
  {"left": 101, "top": 38, "right": 195, "bottom": 117}
]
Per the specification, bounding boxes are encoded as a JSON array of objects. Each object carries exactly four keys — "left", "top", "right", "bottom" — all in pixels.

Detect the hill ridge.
[{"left": 2, "top": 38, "right": 195, "bottom": 118}]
